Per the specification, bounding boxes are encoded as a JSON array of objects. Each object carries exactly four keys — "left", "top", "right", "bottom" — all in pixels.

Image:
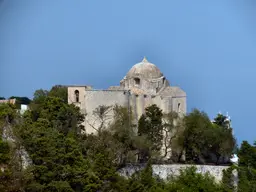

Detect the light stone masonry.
[
  {"left": 68, "top": 57, "right": 187, "bottom": 134},
  {"left": 118, "top": 164, "right": 230, "bottom": 183}
]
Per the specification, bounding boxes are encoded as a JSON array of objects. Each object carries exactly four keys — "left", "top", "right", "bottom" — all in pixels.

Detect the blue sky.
[{"left": 1, "top": 0, "right": 256, "bottom": 144}]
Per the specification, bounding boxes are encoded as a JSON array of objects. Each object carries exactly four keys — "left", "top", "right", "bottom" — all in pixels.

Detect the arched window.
[
  {"left": 134, "top": 78, "right": 140, "bottom": 86},
  {"left": 178, "top": 103, "right": 181, "bottom": 112},
  {"left": 75, "top": 90, "right": 79, "bottom": 102}
]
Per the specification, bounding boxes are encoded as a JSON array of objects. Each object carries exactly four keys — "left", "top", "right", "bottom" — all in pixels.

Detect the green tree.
[
  {"left": 48, "top": 85, "right": 68, "bottom": 103},
  {"left": 0, "top": 103, "right": 17, "bottom": 124},
  {"left": 89, "top": 153, "right": 127, "bottom": 192},
  {"left": 0, "top": 104, "right": 25, "bottom": 192},
  {"left": 166, "top": 166, "right": 227, "bottom": 192},
  {"left": 9, "top": 96, "right": 31, "bottom": 105},
  {"left": 110, "top": 105, "right": 138, "bottom": 166},
  {"left": 32, "top": 89, "right": 48, "bottom": 104},
  {"left": 28, "top": 96, "right": 84, "bottom": 135},
  {"left": 0, "top": 138, "right": 11, "bottom": 191},
  {"left": 15, "top": 90, "right": 91, "bottom": 191},
  {"left": 205, "top": 124, "right": 235, "bottom": 164},
  {"left": 2, "top": 85, "right": 242, "bottom": 191},
  {"left": 138, "top": 104, "right": 163, "bottom": 162},
  {"left": 238, "top": 141, "right": 256, "bottom": 168},
  {"left": 127, "top": 160, "right": 165, "bottom": 192},
  {"left": 182, "top": 109, "right": 212, "bottom": 163},
  {"left": 181, "top": 109, "right": 235, "bottom": 164},
  {"left": 40, "top": 97, "right": 84, "bottom": 135},
  {"left": 19, "top": 117, "right": 90, "bottom": 191},
  {"left": 213, "top": 113, "right": 230, "bottom": 129},
  {"left": 208, "top": 113, "right": 236, "bottom": 164},
  {"left": 29, "top": 89, "right": 49, "bottom": 121},
  {"left": 235, "top": 141, "right": 256, "bottom": 191}
]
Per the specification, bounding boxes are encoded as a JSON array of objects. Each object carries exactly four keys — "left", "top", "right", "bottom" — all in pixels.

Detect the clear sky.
[{"left": 1, "top": 0, "right": 256, "bottom": 144}]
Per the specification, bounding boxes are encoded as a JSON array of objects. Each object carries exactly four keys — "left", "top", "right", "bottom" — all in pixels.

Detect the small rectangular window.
[{"left": 134, "top": 78, "right": 140, "bottom": 85}]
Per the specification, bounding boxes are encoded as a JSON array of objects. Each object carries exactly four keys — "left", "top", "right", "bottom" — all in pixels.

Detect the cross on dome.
[{"left": 142, "top": 56, "right": 148, "bottom": 63}]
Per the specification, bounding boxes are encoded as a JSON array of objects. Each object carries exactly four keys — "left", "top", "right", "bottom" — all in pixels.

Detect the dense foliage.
[
  {"left": 182, "top": 110, "right": 235, "bottom": 164},
  {"left": 138, "top": 104, "right": 163, "bottom": 163},
  {"left": 236, "top": 141, "right": 256, "bottom": 191},
  {"left": 9, "top": 96, "right": 31, "bottom": 105},
  {"left": 0, "top": 85, "right": 251, "bottom": 191}
]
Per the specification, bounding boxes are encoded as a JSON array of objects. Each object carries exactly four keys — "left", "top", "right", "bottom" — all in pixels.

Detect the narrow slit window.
[
  {"left": 75, "top": 90, "right": 79, "bottom": 102},
  {"left": 178, "top": 103, "right": 181, "bottom": 112},
  {"left": 163, "top": 77, "right": 165, "bottom": 85}
]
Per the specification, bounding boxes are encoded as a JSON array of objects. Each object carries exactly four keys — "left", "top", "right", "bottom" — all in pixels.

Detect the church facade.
[{"left": 68, "top": 57, "right": 186, "bottom": 134}]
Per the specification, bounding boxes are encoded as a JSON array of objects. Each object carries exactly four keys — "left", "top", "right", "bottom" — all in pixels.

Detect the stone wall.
[
  {"left": 83, "top": 90, "right": 174, "bottom": 132},
  {"left": 118, "top": 164, "right": 230, "bottom": 183},
  {"left": 84, "top": 90, "right": 128, "bottom": 134},
  {"left": 68, "top": 86, "right": 187, "bottom": 134}
]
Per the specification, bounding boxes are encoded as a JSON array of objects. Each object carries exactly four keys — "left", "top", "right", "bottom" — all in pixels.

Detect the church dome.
[{"left": 126, "top": 57, "right": 163, "bottom": 79}]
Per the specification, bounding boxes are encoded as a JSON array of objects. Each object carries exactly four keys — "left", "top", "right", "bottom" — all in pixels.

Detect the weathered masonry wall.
[
  {"left": 68, "top": 86, "right": 187, "bottom": 135},
  {"left": 118, "top": 164, "right": 230, "bottom": 183},
  {"left": 84, "top": 90, "right": 128, "bottom": 134}
]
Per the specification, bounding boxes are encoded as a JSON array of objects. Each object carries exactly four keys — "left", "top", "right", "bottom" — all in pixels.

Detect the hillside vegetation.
[{"left": 0, "top": 85, "right": 254, "bottom": 191}]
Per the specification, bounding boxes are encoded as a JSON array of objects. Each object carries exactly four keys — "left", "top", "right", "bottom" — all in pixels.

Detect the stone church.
[{"left": 68, "top": 57, "right": 186, "bottom": 134}]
